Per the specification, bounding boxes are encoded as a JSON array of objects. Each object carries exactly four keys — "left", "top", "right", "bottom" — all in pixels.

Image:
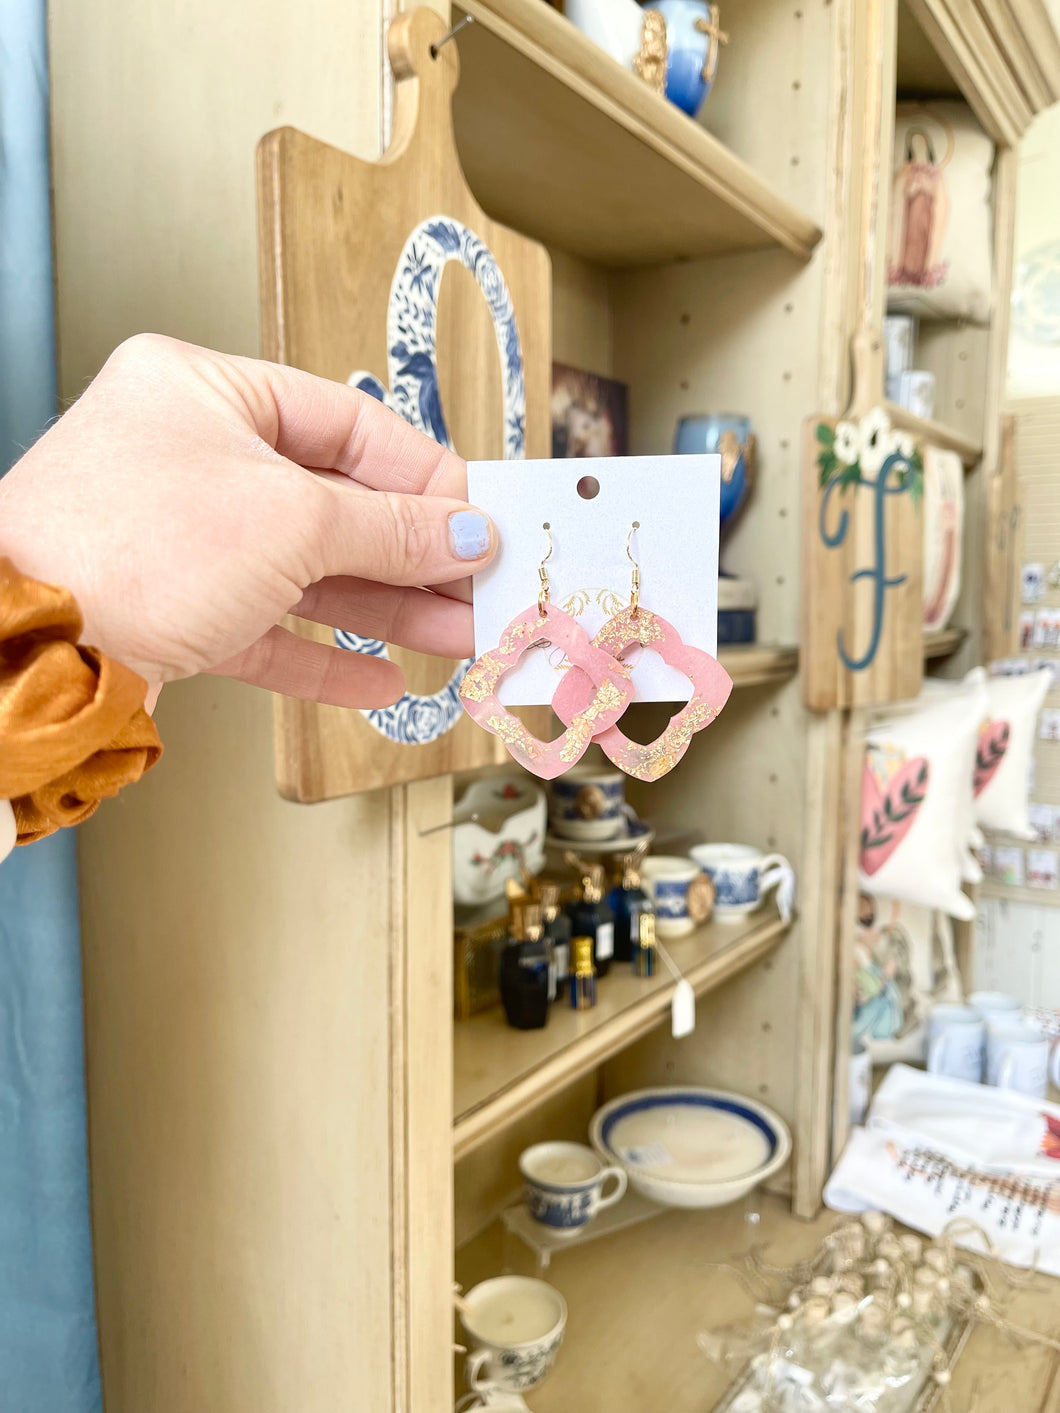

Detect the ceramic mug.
[
  {"left": 969, "top": 991, "right": 1021, "bottom": 1022},
  {"left": 987, "top": 1020, "right": 1049, "bottom": 1096},
  {"left": 927, "top": 1004, "right": 984, "bottom": 1084},
  {"left": 519, "top": 1140, "right": 627, "bottom": 1237},
  {"left": 640, "top": 855, "right": 715, "bottom": 937},
  {"left": 549, "top": 765, "right": 626, "bottom": 842},
  {"left": 461, "top": 1276, "right": 567, "bottom": 1393},
  {"left": 690, "top": 843, "right": 794, "bottom": 922}
]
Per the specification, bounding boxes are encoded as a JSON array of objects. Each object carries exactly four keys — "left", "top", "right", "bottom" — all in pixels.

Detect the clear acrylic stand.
[{"left": 501, "top": 1190, "right": 665, "bottom": 1271}]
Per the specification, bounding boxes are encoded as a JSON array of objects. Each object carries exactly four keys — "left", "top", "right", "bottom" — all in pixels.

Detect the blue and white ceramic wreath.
[{"left": 339, "top": 216, "right": 526, "bottom": 745}]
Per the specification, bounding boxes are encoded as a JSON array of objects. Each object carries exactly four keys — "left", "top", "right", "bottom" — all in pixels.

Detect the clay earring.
[
  {"left": 459, "top": 522, "right": 634, "bottom": 780},
  {"left": 552, "top": 522, "right": 734, "bottom": 782}
]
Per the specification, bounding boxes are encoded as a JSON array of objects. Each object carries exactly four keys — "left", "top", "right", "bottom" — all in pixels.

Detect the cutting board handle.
[{"left": 387, "top": 9, "right": 466, "bottom": 189}]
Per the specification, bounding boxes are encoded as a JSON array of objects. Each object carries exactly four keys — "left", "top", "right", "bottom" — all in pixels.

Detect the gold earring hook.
[
  {"left": 538, "top": 522, "right": 553, "bottom": 615},
  {"left": 626, "top": 521, "right": 641, "bottom": 617}
]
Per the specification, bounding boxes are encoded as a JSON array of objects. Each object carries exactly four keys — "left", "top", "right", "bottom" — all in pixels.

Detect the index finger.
[{"left": 230, "top": 354, "right": 469, "bottom": 500}]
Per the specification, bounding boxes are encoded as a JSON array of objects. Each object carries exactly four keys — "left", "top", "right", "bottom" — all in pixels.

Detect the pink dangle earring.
[
  {"left": 552, "top": 522, "right": 734, "bottom": 782},
  {"left": 459, "top": 522, "right": 635, "bottom": 780}
]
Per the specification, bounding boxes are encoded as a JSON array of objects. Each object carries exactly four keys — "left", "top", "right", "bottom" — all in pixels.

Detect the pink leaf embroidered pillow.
[
  {"left": 860, "top": 691, "right": 983, "bottom": 920},
  {"left": 888, "top": 101, "right": 994, "bottom": 324},
  {"left": 975, "top": 668, "right": 1052, "bottom": 837}
]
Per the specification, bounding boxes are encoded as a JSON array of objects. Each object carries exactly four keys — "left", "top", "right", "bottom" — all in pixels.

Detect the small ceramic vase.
[
  {"left": 674, "top": 412, "right": 755, "bottom": 533},
  {"left": 645, "top": 0, "right": 727, "bottom": 117}
]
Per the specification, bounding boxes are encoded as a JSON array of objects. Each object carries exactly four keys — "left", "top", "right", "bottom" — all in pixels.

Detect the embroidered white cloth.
[{"left": 825, "top": 1064, "right": 1060, "bottom": 1273}]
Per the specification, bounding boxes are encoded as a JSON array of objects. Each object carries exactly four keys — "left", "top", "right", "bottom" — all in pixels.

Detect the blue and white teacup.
[
  {"left": 549, "top": 765, "right": 626, "bottom": 842},
  {"left": 520, "top": 1141, "right": 627, "bottom": 1238},
  {"left": 640, "top": 855, "right": 716, "bottom": 937},
  {"left": 461, "top": 1275, "right": 567, "bottom": 1393},
  {"left": 690, "top": 843, "right": 795, "bottom": 923}
]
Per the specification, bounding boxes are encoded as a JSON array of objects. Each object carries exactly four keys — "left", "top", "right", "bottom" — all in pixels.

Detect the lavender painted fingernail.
[{"left": 448, "top": 510, "right": 491, "bottom": 560}]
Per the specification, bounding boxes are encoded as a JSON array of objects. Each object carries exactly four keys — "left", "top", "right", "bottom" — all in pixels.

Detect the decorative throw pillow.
[
  {"left": 975, "top": 667, "right": 1052, "bottom": 837},
  {"left": 853, "top": 899, "right": 962, "bottom": 1065},
  {"left": 922, "top": 447, "right": 964, "bottom": 631},
  {"left": 860, "top": 690, "right": 983, "bottom": 919},
  {"left": 917, "top": 669, "right": 989, "bottom": 883},
  {"left": 888, "top": 101, "right": 994, "bottom": 324}
]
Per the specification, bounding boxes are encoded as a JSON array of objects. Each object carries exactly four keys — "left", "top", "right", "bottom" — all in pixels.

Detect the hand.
[{"left": 0, "top": 335, "right": 496, "bottom": 708}]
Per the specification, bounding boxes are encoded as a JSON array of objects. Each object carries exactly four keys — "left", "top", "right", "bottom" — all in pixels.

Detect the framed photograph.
[{"left": 551, "top": 362, "right": 629, "bottom": 459}]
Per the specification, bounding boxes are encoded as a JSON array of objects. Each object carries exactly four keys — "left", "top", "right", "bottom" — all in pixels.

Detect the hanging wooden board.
[
  {"left": 257, "top": 8, "right": 551, "bottom": 801},
  {"left": 801, "top": 335, "right": 925, "bottom": 710}
]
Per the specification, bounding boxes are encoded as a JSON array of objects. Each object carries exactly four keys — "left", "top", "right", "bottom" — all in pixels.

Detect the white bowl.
[
  {"left": 452, "top": 778, "right": 546, "bottom": 908},
  {"left": 589, "top": 1087, "right": 791, "bottom": 1209}
]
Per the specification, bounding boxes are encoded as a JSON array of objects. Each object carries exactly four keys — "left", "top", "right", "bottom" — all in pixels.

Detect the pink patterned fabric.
[
  {"left": 860, "top": 754, "right": 930, "bottom": 876},
  {"left": 552, "top": 607, "right": 732, "bottom": 782},
  {"left": 458, "top": 602, "right": 634, "bottom": 781}
]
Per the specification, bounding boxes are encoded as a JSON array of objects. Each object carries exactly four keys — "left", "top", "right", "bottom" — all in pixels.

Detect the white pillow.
[
  {"left": 860, "top": 691, "right": 982, "bottom": 919},
  {"left": 975, "top": 668, "right": 1052, "bottom": 837},
  {"left": 887, "top": 101, "right": 994, "bottom": 324}
]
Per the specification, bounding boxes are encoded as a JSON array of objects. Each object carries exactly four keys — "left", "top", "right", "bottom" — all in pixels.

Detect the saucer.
[{"left": 544, "top": 822, "right": 655, "bottom": 856}]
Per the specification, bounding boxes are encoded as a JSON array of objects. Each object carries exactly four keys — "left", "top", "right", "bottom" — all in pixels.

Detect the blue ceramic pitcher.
[
  {"left": 645, "top": 0, "right": 727, "bottom": 117},
  {"left": 674, "top": 412, "right": 756, "bottom": 533}
]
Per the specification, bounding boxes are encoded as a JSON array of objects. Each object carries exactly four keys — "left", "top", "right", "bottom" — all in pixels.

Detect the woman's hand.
[{"left": 0, "top": 334, "right": 495, "bottom": 708}]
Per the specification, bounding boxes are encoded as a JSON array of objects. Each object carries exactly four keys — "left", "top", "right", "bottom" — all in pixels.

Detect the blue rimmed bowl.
[{"left": 589, "top": 1087, "right": 791, "bottom": 1208}]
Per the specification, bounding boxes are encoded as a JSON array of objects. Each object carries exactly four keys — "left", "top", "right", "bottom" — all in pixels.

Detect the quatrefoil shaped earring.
[
  {"left": 552, "top": 523, "right": 733, "bottom": 782},
  {"left": 459, "top": 523, "right": 634, "bottom": 781}
]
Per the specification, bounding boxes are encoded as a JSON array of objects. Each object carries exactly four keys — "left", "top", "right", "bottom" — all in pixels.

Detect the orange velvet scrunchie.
[{"left": 0, "top": 558, "right": 162, "bottom": 844}]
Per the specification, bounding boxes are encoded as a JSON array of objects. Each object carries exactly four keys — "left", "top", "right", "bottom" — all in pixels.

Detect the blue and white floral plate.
[{"left": 589, "top": 1087, "right": 791, "bottom": 1209}]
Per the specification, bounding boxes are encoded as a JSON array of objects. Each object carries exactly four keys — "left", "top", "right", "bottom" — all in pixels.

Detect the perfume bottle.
[
  {"left": 565, "top": 860, "right": 615, "bottom": 978},
  {"left": 631, "top": 910, "right": 657, "bottom": 978},
  {"left": 499, "top": 903, "right": 550, "bottom": 1031},
  {"left": 570, "top": 935, "right": 597, "bottom": 1010},
  {"left": 541, "top": 882, "right": 571, "bottom": 995},
  {"left": 608, "top": 846, "right": 654, "bottom": 965}
]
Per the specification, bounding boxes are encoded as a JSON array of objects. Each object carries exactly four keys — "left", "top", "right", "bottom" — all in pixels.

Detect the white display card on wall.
[{"left": 467, "top": 456, "right": 720, "bottom": 706}]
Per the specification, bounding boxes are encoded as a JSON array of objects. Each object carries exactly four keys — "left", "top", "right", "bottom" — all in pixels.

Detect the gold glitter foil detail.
[
  {"left": 458, "top": 653, "right": 504, "bottom": 703},
  {"left": 487, "top": 713, "right": 538, "bottom": 758},
  {"left": 595, "top": 606, "right": 665, "bottom": 652},
  {"left": 632, "top": 702, "right": 718, "bottom": 781}
]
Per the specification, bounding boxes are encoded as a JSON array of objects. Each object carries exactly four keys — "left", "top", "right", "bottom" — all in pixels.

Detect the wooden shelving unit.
[
  {"left": 718, "top": 643, "right": 798, "bottom": 689},
  {"left": 450, "top": 0, "right": 823, "bottom": 265},
  {"left": 454, "top": 906, "right": 789, "bottom": 1159},
  {"left": 884, "top": 400, "right": 983, "bottom": 466}
]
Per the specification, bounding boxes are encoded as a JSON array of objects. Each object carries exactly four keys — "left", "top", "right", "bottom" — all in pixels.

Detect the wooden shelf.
[
  {"left": 450, "top": 0, "right": 823, "bottom": 267},
  {"left": 453, "top": 907, "right": 789, "bottom": 1159},
  {"left": 884, "top": 401, "right": 983, "bottom": 465},
  {"left": 718, "top": 643, "right": 799, "bottom": 689},
  {"left": 923, "top": 626, "right": 967, "bottom": 659}
]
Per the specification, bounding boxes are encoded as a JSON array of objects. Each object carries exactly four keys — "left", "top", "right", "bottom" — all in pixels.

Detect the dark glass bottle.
[
  {"left": 608, "top": 849, "right": 655, "bottom": 965},
  {"left": 566, "top": 863, "right": 615, "bottom": 978},
  {"left": 541, "top": 882, "right": 571, "bottom": 994},
  {"left": 499, "top": 903, "right": 550, "bottom": 1031},
  {"left": 570, "top": 935, "right": 597, "bottom": 1010},
  {"left": 631, "top": 910, "right": 657, "bottom": 978}
]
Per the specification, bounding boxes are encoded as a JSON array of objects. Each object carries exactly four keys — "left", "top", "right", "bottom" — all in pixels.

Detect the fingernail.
[{"left": 448, "top": 510, "right": 491, "bottom": 561}]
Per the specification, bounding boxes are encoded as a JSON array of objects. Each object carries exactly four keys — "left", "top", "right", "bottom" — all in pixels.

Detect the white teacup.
[
  {"left": 927, "top": 1004, "right": 984, "bottom": 1084},
  {"left": 969, "top": 991, "right": 1021, "bottom": 1022},
  {"left": 987, "top": 1020, "right": 1049, "bottom": 1096},
  {"left": 548, "top": 765, "right": 626, "bottom": 842},
  {"left": 520, "top": 1140, "right": 627, "bottom": 1238},
  {"left": 461, "top": 1276, "right": 567, "bottom": 1393},
  {"left": 690, "top": 843, "right": 795, "bottom": 922},
  {"left": 640, "top": 855, "right": 715, "bottom": 937}
]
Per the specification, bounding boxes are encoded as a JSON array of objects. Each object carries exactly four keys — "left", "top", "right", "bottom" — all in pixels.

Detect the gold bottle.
[{"left": 570, "top": 935, "right": 597, "bottom": 1010}]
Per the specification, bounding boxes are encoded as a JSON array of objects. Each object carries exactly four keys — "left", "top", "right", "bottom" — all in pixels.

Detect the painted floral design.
[
  {"left": 337, "top": 215, "right": 526, "bottom": 745},
  {"left": 860, "top": 747, "right": 930, "bottom": 875},
  {"left": 816, "top": 410, "right": 923, "bottom": 504}
]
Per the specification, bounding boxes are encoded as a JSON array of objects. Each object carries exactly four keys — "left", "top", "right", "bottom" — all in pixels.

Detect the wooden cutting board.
[{"left": 257, "top": 7, "right": 551, "bottom": 800}]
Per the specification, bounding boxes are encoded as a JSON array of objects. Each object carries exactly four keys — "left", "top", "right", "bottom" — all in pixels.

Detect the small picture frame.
[
  {"left": 1040, "top": 708, "right": 1060, "bottom": 742},
  {"left": 993, "top": 845, "right": 1025, "bottom": 888},
  {"left": 551, "top": 363, "right": 629, "bottom": 459}
]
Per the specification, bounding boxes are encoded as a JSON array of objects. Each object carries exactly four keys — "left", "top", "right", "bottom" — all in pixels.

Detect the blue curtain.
[{"left": 0, "top": 4, "right": 104, "bottom": 1411}]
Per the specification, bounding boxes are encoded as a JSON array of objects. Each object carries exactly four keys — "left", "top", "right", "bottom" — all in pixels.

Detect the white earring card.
[{"left": 466, "top": 455, "right": 720, "bottom": 706}]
